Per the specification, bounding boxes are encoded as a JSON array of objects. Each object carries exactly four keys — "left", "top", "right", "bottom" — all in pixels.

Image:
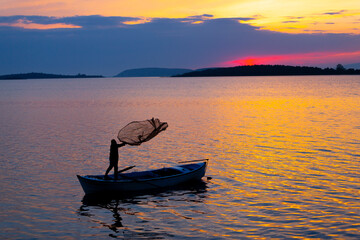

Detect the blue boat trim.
[
  {"left": 77, "top": 161, "right": 208, "bottom": 194},
  {"left": 78, "top": 162, "right": 207, "bottom": 183}
]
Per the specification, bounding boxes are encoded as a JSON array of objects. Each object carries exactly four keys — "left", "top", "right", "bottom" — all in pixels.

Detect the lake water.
[{"left": 0, "top": 76, "right": 359, "bottom": 239}]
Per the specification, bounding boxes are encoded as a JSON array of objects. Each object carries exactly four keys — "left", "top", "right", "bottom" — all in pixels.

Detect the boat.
[{"left": 77, "top": 160, "right": 208, "bottom": 195}]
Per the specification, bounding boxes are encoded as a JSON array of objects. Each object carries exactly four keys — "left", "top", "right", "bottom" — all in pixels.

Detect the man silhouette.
[{"left": 104, "top": 139, "right": 126, "bottom": 180}]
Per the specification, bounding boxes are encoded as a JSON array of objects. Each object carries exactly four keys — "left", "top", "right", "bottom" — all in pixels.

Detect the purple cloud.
[
  {"left": 323, "top": 10, "right": 346, "bottom": 15},
  {"left": 0, "top": 15, "right": 359, "bottom": 75}
]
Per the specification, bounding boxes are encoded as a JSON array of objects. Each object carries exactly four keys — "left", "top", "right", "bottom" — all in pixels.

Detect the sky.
[{"left": 0, "top": 0, "right": 359, "bottom": 75}]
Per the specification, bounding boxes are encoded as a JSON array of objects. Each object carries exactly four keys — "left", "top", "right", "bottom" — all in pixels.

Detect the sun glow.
[
  {"left": 243, "top": 58, "right": 257, "bottom": 66},
  {"left": 223, "top": 51, "right": 360, "bottom": 67}
]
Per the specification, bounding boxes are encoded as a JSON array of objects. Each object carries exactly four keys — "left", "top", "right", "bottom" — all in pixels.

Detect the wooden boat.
[{"left": 77, "top": 160, "right": 208, "bottom": 195}]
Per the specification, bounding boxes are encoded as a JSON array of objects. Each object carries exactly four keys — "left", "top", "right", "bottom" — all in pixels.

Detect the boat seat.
[
  {"left": 172, "top": 167, "right": 191, "bottom": 173},
  {"left": 121, "top": 171, "right": 159, "bottom": 179},
  {"left": 152, "top": 167, "right": 182, "bottom": 177}
]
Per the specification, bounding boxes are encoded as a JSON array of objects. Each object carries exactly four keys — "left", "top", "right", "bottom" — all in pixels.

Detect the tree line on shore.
[
  {"left": 175, "top": 64, "right": 360, "bottom": 77},
  {"left": 1, "top": 64, "right": 359, "bottom": 79},
  {"left": 0, "top": 72, "right": 103, "bottom": 80}
]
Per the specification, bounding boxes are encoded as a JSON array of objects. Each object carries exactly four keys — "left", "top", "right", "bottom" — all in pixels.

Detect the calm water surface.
[{"left": 0, "top": 76, "right": 359, "bottom": 239}]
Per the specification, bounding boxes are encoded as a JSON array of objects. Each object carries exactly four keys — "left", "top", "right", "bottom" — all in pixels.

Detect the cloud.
[
  {"left": 286, "top": 17, "right": 305, "bottom": 19},
  {"left": 62, "top": 15, "right": 144, "bottom": 28},
  {"left": 188, "top": 14, "right": 214, "bottom": 19},
  {"left": 0, "top": 15, "right": 360, "bottom": 75},
  {"left": 323, "top": 10, "right": 346, "bottom": 15},
  {"left": 1, "top": 0, "right": 359, "bottom": 35},
  {"left": 282, "top": 21, "right": 299, "bottom": 24},
  {"left": 0, "top": 18, "right": 81, "bottom": 29},
  {"left": 0, "top": 15, "right": 145, "bottom": 29}
]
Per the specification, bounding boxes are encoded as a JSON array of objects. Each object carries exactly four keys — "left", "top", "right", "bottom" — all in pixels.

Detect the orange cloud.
[
  {"left": 0, "top": 19, "right": 81, "bottom": 29},
  {"left": 122, "top": 18, "right": 151, "bottom": 25},
  {"left": 0, "top": 0, "right": 359, "bottom": 34},
  {"left": 223, "top": 51, "right": 360, "bottom": 67}
]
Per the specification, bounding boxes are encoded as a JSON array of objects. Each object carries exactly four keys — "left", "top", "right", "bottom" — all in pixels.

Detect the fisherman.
[{"left": 105, "top": 139, "right": 126, "bottom": 180}]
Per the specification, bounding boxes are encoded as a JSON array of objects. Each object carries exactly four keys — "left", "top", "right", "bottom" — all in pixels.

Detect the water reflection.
[
  {"left": 79, "top": 198, "right": 124, "bottom": 233},
  {"left": 78, "top": 181, "right": 208, "bottom": 239},
  {"left": 1, "top": 76, "right": 359, "bottom": 239}
]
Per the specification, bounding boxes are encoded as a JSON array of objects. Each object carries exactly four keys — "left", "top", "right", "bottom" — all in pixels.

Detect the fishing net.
[{"left": 117, "top": 118, "right": 168, "bottom": 145}]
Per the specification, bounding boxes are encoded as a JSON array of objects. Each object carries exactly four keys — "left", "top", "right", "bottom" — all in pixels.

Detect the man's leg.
[
  {"left": 114, "top": 163, "right": 118, "bottom": 180},
  {"left": 105, "top": 163, "right": 114, "bottom": 177}
]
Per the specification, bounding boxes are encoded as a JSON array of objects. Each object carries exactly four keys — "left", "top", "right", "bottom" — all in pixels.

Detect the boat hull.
[{"left": 77, "top": 161, "right": 207, "bottom": 195}]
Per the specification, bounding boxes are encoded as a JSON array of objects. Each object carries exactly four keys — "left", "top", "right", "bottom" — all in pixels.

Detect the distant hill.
[
  {"left": 0, "top": 72, "right": 103, "bottom": 80},
  {"left": 345, "top": 63, "right": 360, "bottom": 70},
  {"left": 115, "top": 68, "right": 193, "bottom": 77},
  {"left": 175, "top": 65, "right": 360, "bottom": 77}
]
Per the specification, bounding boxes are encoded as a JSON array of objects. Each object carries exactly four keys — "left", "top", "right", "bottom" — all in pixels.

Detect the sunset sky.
[{"left": 0, "top": 0, "right": 359, "bottom": 75}]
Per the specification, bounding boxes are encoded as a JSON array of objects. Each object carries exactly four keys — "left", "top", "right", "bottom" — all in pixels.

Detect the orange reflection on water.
[
  {"left": 1, "top": 76, "right": 358, "bottom": 239},
  {"left": 202, "top": 78, "right": 360, "bottom": 237}
]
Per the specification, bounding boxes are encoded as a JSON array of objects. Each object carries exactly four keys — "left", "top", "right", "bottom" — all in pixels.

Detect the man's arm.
[{"left": 118, "top": 142, "right": 126, "bottom": 148}]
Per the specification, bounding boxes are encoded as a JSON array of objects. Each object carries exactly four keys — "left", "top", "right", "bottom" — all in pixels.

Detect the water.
[{"left": 0, "top": 76, "right": 359, "bottom": 239}]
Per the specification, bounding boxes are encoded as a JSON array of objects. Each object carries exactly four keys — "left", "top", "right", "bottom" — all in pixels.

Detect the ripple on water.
[{"left": 0, "top": 76, "right": 360, "bottom": 239}]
